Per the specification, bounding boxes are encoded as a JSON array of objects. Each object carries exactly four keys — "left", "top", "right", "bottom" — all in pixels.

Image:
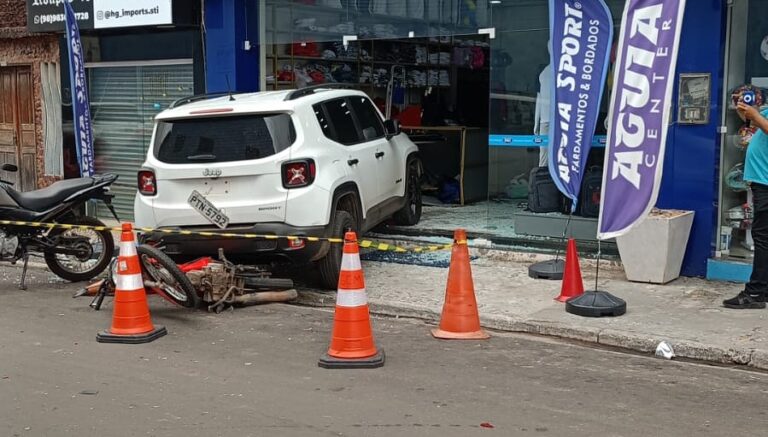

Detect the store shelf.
[
  {"left": 273, "top": 55, "right": 360, "bottom": 62},
  {"left": 270, "top": 29, "right": 348, "bottom": 39},
  {"left": 372, "top": 60, "right": 426, "bottom": 67},
  {"left": 264, "top": 13, "right": 483, "bottom": 100},
  {"left": 269, "top": 54, "right": 483, "bottom": 70},
  {"left": 370, "top": 84, "right": 451, "bottom": 89},
  {"left": 719, "top": 97, "right": 753, "bottom": 255}
]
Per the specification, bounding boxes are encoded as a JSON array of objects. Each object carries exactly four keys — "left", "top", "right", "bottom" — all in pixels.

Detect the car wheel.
[
  {"left": 317, "top": 210, "right": 356, "bottom": 290},
  {"left": 393, "top": 161, "right": 422, "bottom": 226}
]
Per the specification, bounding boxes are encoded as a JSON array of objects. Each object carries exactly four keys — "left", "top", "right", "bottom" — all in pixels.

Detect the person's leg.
[
  {"left": 724, "top": 183, "right": 768, "bottom": 309},
  {"left": 746, "top": 184, "right": 768, "bottom": 293}
]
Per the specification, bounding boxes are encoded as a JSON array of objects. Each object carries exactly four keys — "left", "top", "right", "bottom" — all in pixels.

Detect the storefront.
[
  {"left": 26, "top": 0, "right": 205, "bottom": 220},
  {"left": 200, "top": 0, "right": 721, "bottom": 278}
]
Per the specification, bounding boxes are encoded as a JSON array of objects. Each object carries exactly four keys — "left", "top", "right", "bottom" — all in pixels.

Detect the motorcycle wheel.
[
  {"left": 137, "top": 244, "right": 200, "bottom": 309},
  {"left": 44, "top": 216, "right": 115, "bottom": 283}
]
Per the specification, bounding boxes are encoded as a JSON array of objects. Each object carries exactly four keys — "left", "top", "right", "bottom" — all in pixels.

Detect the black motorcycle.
[{"left": 0, "top": 164, "right": 119, "bottom": 289}]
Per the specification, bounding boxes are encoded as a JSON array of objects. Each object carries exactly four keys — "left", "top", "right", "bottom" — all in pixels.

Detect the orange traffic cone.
[
  {"left": 555, "top": 238, "right": 584, "bottom": 302},
  {"left": 318, "top": 231, "right": 385, "bottom": 369},
  {"left": 431, "top": 229, "right": 489, "bottom": 340},
  {"left": 96, "top": 223, "right": 167, "bottom": 344}
]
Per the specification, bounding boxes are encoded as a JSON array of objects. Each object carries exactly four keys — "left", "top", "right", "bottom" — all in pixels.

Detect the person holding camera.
[{"left": 724, "top": 100, "right": 768, "bottom": 309}]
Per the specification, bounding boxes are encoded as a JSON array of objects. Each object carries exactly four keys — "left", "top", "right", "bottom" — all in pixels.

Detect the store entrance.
[
  {"left": 379, "top": 35, "right": 492, "bottom": 238},
  {"left": 261, "top": 0, "right": 627, "bottom": 252},
  {"left": 265, "top": 32, "right": 494, "bottom": 237}
]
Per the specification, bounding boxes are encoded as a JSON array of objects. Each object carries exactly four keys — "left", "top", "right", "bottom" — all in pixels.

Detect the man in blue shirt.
[{"left": 724, "top": 102, "right": 768, "bottom": 309}]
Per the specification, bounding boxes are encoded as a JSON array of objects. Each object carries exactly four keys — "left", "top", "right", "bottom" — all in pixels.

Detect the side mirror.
[
  {"left": 2, "top": 164, "right": 18, "bottom": 172},
  {"left": 384, "top": 119, "right": 401, "bottom": 139}
]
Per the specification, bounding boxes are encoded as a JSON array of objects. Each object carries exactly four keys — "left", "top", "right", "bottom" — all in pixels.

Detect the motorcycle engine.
[
  {"left": 185, "top": 261, "right": 245, "bottom": 303},
  {"left": 0, "top": 232, "right": 18, "bottom": 259}
]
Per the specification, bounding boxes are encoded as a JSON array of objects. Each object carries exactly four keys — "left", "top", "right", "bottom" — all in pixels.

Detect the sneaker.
[{"left": 723, "top": 292, "right": 766, "bottom": 309}]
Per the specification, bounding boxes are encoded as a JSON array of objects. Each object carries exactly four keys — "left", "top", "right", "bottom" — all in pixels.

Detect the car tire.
[
  {"left": 317, "top": 210, "right": 356, "bottom": 290},
  {"left": 393, "top": 160, "right": 422, "bottom": 226}
]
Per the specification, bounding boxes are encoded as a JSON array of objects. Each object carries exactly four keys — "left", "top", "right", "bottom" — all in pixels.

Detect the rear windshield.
[{"left": 153, "top": 113, "right": 296, "bottom": 164}]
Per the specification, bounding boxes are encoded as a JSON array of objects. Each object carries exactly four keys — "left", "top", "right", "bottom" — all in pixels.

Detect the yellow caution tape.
[{"left": 0, "top": 220, "right": 464, "bottom": 253}]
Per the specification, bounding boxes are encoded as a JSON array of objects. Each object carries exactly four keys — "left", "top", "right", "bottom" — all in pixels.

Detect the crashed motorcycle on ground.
[
  {"left": 0, "top": 164, "right": 118, "bottom": 289},
  {"left": 84, "top": 247, "right": 297, "bottom": 312}
]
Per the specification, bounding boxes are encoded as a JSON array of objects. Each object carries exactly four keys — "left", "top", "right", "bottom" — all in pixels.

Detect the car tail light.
[
  {"left": 287, "top": 238, "right": 306, "bottom": 250},
  {"left": 282, "top": 159, "right": 316, "bottom": 188},
  {"left": 138, "top": 170, "right": 157, "bottom": 196}
]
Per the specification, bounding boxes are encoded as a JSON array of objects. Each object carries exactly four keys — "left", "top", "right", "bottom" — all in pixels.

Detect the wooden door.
[{"left": 0, "top": 66, "right": 37, "bottom": 192}]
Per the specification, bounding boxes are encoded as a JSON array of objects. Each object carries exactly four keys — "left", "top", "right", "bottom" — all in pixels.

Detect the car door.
[
  {"left": 347, "top": 96, "right": 403, "bottom": 202},
  {"left": 315, "top": 98, "right": 379, "bottom": 213}
]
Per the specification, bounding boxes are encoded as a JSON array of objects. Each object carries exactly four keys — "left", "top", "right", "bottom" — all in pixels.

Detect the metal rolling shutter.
[{"left": 88, "top": 63, "right": 193, "bottom": 220}]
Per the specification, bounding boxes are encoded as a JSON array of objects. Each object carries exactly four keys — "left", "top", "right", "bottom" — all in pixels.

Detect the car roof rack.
[
  {"left": 283, "top": 83, "right": 358, "bottom": 101},
  {"left": 169, "top": 92, "right": 233, "bottom": 109}
]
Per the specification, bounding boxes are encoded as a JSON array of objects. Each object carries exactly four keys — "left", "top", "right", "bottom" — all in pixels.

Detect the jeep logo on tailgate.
[{"left": 203, "top": 168, "right": 222, "bottom": 178}]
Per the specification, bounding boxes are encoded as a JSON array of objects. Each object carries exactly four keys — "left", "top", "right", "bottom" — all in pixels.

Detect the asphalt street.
[{"left": 1, "top": 266, "right": 767, "bottom": 437}]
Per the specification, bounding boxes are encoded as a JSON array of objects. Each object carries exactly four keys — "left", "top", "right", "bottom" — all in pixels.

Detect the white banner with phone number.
[{"left": 93, "top": 0, "right": 172, "bottom": 29}]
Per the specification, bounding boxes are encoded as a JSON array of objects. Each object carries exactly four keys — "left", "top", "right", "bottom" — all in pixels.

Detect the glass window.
[
  {"left": 717, "top": 0, "right": 768, "bottom": 258},
  {"left": 264, "top": 0, "right": 491, "bottom": 45},
  {"left": 153, "top": 114, "right": 296, "bottom": 164},
  {"left": 488, "top": 0, "right": 626, "bottom": 138},
  {"left": 314, "top": 104, "right": 333, "bottom": 138},
  {"left": 317, "top": 98, "right": 361, "bottom": 145},
  {"left": 349, "top": 96, "right": 385, "bottom": 141}
]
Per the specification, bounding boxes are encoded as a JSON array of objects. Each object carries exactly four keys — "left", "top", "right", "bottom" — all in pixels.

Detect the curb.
[{"left": 296, "top": 291, "right": 768, "bottom": 371}]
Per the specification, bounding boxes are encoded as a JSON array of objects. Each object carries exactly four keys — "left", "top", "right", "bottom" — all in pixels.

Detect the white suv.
[{"left": 134, "top": 85, "right": 422, "bottom": 288}]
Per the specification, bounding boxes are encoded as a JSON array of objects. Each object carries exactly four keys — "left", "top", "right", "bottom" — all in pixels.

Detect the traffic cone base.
[
  {"left": 431, "top": 327, "right": 489, "bottom": 340},
  {"left": 96, "top": 326, "right": 167, "bottom": 344},
  {"left": 528, "top": 259, "right": 565, "bottom": 280},
  {"left": 319, "top": 231, "right": 384, "bottom": 368},
  {"left": 318, "top": 349, "right": 385, "bottom": 369},
  {"left": 97, "top": 223, "right": 165, "bottom": 344},
  {"left": 432, "top": 229, "right": 489, "bottom": 341}
]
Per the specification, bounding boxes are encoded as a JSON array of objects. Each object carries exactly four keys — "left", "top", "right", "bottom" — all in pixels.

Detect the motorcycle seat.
[{"left": 6, "top": 178, "right": 95, "bottom": 212}]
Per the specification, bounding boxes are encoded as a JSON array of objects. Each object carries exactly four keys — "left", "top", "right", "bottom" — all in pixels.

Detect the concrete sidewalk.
[{"left": 297, "top": 245, "right": 768, "bottom": 371}]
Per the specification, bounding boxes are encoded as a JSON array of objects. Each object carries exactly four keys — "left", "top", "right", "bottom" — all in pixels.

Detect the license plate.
[{"left": 188, "top": 190, "right": 230, "bottom": 229}]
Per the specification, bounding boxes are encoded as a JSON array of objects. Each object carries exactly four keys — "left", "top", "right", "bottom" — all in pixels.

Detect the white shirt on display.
[{"left": 534, "top": 64, "right": 552, "bottom": 136}]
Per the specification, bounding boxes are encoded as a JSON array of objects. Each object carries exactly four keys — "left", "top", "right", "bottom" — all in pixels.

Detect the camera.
[{"left": 743, "top": 90, "right": 756, "bottom": 106}]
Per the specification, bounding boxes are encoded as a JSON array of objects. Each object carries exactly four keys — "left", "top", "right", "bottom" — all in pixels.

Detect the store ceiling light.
[{"left": 490, "top": 1, "right": 501, "bottom": 4}]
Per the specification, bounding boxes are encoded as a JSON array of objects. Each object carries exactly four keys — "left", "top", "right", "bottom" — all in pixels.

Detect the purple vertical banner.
[
  {"left": 64, "top": 0, "right": 95, "bottom": 177},
  {"left": 548, "top": 0, "right": 613, "bottom": 210},
  {"left": 597, "top": 0, "right": 687, "bottom": 239}
]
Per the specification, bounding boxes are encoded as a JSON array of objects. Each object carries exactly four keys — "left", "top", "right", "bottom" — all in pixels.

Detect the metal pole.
[
  {"left": 594, "top": 239, "right": 602, "bottom": 291},
  {"left": 554, "top": 212, "right": 573, "bottom": 262}
]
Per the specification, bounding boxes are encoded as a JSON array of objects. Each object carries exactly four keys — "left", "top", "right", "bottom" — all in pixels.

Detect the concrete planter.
[{"left": 615, "top": 209, "right": 695, "bottom": 284}]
